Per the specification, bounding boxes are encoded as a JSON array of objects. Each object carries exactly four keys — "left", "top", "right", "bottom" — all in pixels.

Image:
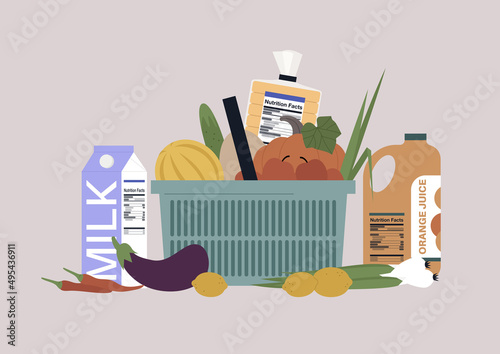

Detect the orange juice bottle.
[
  {"left": 244, "top": 50, "right": 321, "bottom": 144},
  {"left": 363, "top": 133, "right": 441, "bottom": 275}
]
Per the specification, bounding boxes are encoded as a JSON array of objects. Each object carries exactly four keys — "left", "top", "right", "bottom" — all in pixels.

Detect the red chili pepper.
[
  {"left": 63, "top": 268, "right": 143, "bottom": 292},
  {"left": 42, "top": 277, "right": 111, "bottom": 293}
]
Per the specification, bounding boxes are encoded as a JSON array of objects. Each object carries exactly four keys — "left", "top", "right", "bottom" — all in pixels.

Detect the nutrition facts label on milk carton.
[
  {"left": 82, "top": 146, "right": 147, "bottom": 286},
  {"left": 123, "top": 180, "right": 146, "bottom": 238}
]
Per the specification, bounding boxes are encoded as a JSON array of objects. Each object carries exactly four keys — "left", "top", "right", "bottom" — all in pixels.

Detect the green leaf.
[
  {"left": 252, "top": 283, "right": 284, "bottom": 288},
  {"left": 283, "top": 270, "right": 315, "bottom": 275},
  {"left": 302, "top": 116, "right": 341, "bottom": 154},
  {"left": 349, "top": 148, "right": 370, "bottom": 180},
  {"left": 340, "top": 94, "right": 366, "bottom": 179},
  {"left": 349, "top": 276, "right": 402, "bottom": 289},
  {"left": 349, "top": 148, "right": 374, "bottom": 197},
  {"left": 352, "top": 72, "right": 384, "bottom": 167},
  {"left": 340, "top": 71, "right": 384, "bottom": 180},
  {"left": 263, "top": 277, "right": 287, "bottom": 282}
]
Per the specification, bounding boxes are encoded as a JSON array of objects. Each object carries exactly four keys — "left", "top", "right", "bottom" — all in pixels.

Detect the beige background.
[{"left": 1, "top": 0, "right": 499, "bottom": 353}]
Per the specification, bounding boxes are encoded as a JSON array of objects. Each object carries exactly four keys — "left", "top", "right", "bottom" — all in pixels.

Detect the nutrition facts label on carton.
[
  {"left": 258, "top": 91, "right": 305, "bottom": 144},
  {"left": 123, "top": 180, "right": 146, "bottom": 223},
  {"left": 368, "top": 213, "right": 406, "bottom": 263}
]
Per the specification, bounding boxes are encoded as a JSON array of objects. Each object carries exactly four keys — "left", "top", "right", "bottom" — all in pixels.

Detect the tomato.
[
  {"left": 295, "top": 159, "right": 328, "bottom": 180},
  {"left": 235, "top": 171, "right": 263, "bottom": 180},
  {"left": 326, "top": 168, "right": 344, "bottom": 180},
  {"left": 235, "top": 159, "right": 343, "bottom": 181},
  {"left": 260, "top": 158, "right": 296, "bottom": 180}
]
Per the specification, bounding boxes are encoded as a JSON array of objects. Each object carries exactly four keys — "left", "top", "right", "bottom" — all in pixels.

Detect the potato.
[{"left": 219, "top": 131, "right": 265, "bottom": 180}]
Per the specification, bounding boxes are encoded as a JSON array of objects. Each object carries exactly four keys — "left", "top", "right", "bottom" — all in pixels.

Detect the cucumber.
[{"left": 199, "top": 103, "right": 224, "bottom": 158}]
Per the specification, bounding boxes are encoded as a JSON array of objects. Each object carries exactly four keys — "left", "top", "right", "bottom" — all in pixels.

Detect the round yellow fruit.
[
  {"left": 155, "top": 140, "right": 224, "bottom": 180},
  {"left": 314, "top": 267, "right": 352, "bottom": 297},
  {"left": 192, "top": 272, "right": 228, "bottom": 297},
  {"left": 282, "top": 272, "right": 317, "bottom": 297}
]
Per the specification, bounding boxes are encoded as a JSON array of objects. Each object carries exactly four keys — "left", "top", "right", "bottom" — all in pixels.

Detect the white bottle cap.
[
  {"left": 99, "top": 154, "right": 114, "bottom": 168},
  {"left": 273, "top": 50, "right": 303, "bottom": 82}
]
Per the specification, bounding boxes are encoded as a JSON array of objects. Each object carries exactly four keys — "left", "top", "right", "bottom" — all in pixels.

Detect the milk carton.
[{"left": 82, "top": 146, "right": 147, "bottom": 286}]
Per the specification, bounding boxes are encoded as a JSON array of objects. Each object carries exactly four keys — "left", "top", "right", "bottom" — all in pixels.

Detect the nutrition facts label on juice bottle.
[
  {"left": 258, "top": 91, "right": 305, "bottom": 143},
  {"left": 368, "top": 212, "right": 406, "bottom": 263}
]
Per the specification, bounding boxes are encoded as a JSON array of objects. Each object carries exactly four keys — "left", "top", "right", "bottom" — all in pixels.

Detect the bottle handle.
[{"left": 364, "top": 145, "right": 397, "bottom": 195}]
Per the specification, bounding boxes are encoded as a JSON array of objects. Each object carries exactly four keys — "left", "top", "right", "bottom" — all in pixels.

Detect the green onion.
[
  {"left": 340, "top": 72, "right": 384, "bottom": 182},
  {"left": 252, "top": 282, "right": 283, "bottom": 288},
  {"left": 254, "top": 264, "right": 397, "bottom": 289},
  {"left": 348, "top": 277, "right": 402, "bottom": 289}
]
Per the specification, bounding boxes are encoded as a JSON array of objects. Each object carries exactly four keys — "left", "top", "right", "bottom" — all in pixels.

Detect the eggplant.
[{"left": 111, "top": 237, "right": 209, "bottom": 291}]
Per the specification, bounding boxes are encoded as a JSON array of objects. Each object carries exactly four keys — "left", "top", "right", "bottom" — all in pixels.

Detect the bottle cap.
[
  {"left": 273, "top": 50, "right": 302, "bottom": 82},
  {"left": 405, "top": 133, "right": 427, "bottom": 141}
]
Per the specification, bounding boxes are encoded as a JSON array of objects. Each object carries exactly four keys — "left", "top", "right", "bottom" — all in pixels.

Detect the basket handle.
[{"left": 223, "top": 96, "right": 258, "bottom": 180}]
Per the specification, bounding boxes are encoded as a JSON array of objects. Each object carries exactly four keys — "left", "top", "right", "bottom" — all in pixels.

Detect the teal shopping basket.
[{"left": 151, "top": 180, "right": 355, "bottom": 285}]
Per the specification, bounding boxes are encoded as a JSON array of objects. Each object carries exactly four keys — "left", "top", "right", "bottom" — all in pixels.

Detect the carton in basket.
[{"left": 82, "top": 146, "right": 147, "bottom": 286}]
